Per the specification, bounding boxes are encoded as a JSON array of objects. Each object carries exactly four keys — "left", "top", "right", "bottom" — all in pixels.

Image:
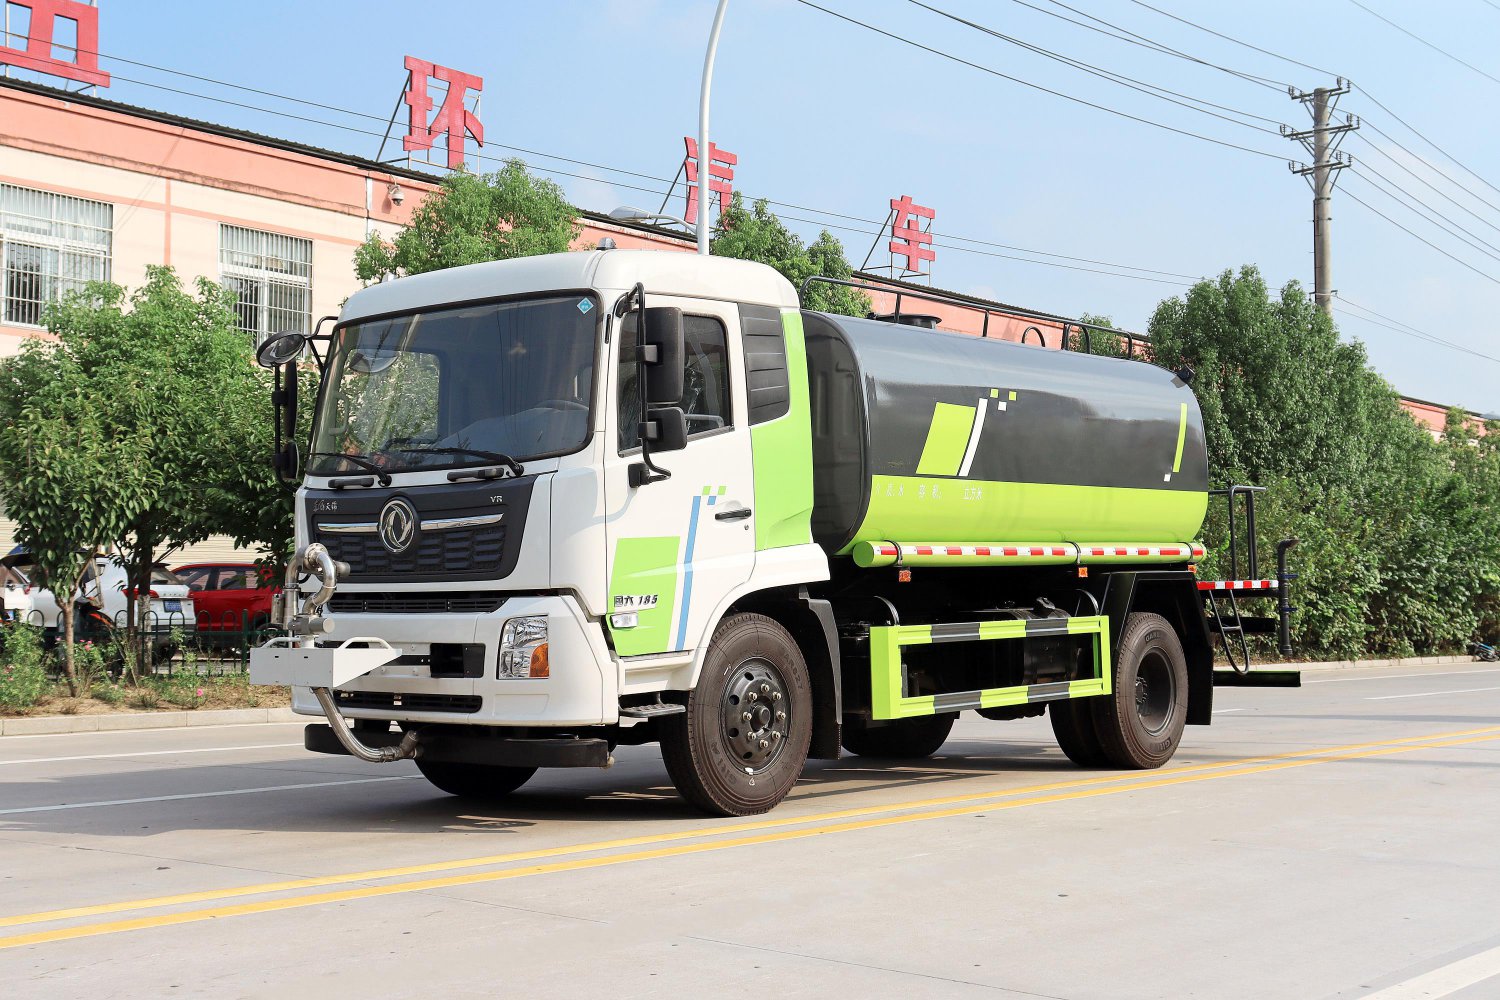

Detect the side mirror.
[
  {"left": 256, "top": 332, "right": 308, "bottom": 369},
  {"left": 642, "top": 407, "right": 688, "bottom": 453},
  {"left": 641, "top": 307, "right": 684, "bottom": 405}
]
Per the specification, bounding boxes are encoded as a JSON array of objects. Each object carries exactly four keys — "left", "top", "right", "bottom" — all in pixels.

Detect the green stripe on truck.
[
  {"left": 914, "top": 402, "right": 977, "bottom": 477},
  {"left": 844, "top": 476, "right": 1208, "bottom": 553},
  {"left": 750, "top": 310, "right": 816, "bottom": 551}
]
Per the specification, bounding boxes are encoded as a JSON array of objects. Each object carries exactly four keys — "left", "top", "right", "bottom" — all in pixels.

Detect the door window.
[
  {"left": 618, "top": 314, "right": 732, "bottom": 451},
  {"left": 177, "top": 568, "right": 212, "bottom": 592}
]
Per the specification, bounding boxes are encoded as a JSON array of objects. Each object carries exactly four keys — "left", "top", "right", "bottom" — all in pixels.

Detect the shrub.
[{"left": 0, "top": 623, "right": 49, "bottom": 710}]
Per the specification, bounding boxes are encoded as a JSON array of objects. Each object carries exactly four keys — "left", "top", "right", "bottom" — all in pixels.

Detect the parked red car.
[{"left": 174, "top": 563, "right": 277, "bottom": 635}]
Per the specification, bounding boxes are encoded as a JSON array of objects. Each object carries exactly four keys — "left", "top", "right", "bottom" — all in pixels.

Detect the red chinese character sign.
[
  {"left": 683, "top": 137, "right": 736, "bottom": 226},
  {"left": 889, "top": 195, "right": 935, "bottom": 276},
  {"left": 0, "top": 0, "right": 109, "bottom": 88},
  {"left": 402, "top": 56, "right": 483, "bottom": 170}
]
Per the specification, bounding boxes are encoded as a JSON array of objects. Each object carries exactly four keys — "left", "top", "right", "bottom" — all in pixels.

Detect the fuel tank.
[{"left": 800, "top": 312, "right": 1209, "bottom": 554}]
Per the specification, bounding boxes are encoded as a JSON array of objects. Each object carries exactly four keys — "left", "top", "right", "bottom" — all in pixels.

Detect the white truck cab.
[{"left": 253, "top": 250, "right": 831, "bottom": 813}]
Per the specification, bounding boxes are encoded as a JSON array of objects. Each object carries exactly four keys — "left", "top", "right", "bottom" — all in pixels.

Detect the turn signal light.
[{"left": 530, "top": 643, "right": 550, "bottom": 678}]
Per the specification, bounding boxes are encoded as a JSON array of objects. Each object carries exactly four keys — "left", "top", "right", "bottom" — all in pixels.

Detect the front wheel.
[
  {"left": 415, "top": 760, "right": 537, "bottom": 800},
  {"left": 1089, "top": 612, "right": 1189, "bottom": 769},
  {"left": 660, "top": 613, "right": 812, "bottom": 816}
]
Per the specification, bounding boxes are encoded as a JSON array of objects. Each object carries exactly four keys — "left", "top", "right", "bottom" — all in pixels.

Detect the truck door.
[{"left": 604, "top": 299, "right": 755, "bottom": 657}]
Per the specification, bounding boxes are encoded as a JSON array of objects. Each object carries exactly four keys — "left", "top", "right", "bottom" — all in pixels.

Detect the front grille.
[
  {"left": 328, "top": 592, "right": 506, "bottom": 615},
  {"left": 317, "top": 523, "right": 506, "bottom": 579},
  {"left": 334, "top": 690, "right": 482, "bottom": 714}
]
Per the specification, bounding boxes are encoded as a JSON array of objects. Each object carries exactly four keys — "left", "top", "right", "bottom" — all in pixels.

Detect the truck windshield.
[{"left": 308, "top": 294, "right": 599, "bottom": 477}]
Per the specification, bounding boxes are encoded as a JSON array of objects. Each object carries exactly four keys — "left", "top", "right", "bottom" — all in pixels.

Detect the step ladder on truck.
[{"left": 248, "top": 249, "right": 1303, "bottom": 816}]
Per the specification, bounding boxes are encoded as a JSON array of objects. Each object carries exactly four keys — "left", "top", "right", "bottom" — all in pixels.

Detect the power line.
[
  {"left": 1347, "top": 169, "right": 1500, "bottom": 264},
  {"left": 1347, "top": 0, "right": 1500, "bottom": 87},
  {"left": 1124, "top": 0, "right": 1341, "bottom": 79},
  {"left": 767, "top": 209, "right": 1195, "bottom": 286},
  {"left": 907, "top": 0, "right": 1286, "bottom": 132},
  {"left": 78, "top": 70, "right": 1197, "bottom": 288},
  {"left": 1342, "top": 187, "right": 1500, "bottom": 285},
  {"left": 1352, "top": 127, "right": 1500, "bottom": 226},
  {"left": 60, "top": 47, "right": 1209, "bottom": 285},
  {"left": 789, "top": 0, "right": 1287, "bottom": 160},
  {"left": 1353, "top": 85, "right": 1500, "bottom": 199},
  {"left": 1334, "top": 295, "right": 1500, "bottom": 364},
  {"left": 1009, "top": 0, "right": 1287, "bottom": 91}
]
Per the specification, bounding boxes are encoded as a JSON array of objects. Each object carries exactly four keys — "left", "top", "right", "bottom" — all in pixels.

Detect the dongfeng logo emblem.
[{"left": 378, "top": 498, "right": 419, "bottom": 555}]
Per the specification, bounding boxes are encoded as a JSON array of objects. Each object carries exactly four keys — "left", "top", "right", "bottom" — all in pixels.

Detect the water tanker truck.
[{"left": 249, "top": 249, "right": 1297, "bottom": 816}]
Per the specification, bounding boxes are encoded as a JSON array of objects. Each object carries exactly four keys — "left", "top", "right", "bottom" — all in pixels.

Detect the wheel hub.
[
  {"left": 1134, "top": 650, "right": 1173, "bottom": 735},
  {"left": 720, "top": 657, "right": 790, "bottom": 773}
]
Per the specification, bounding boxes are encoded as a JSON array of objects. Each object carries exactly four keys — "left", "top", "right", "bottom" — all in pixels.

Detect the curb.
[
  {"left": 1280, "top": 654, "right": 1477, "bottom": 673},
  {"left": 0, "top": 707, "right": 299, "bottom": 737}
]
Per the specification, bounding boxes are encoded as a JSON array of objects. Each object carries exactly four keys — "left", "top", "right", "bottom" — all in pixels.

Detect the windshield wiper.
[
  {"left": 308, "top": 451, "right": 393, "bottom": 487},
  {"left": 392, "top": 447, "right": 524, "bottom": 478}
]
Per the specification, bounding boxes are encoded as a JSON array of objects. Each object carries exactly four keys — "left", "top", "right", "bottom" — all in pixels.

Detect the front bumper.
[
  {"left": 254, "top": 593, "right": 618, "bottom": 727},
  {"left": 303, "top": 724, "right": 612, "bottom": 767}
]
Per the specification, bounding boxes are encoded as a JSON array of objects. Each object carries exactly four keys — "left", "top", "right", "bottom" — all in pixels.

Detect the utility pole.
[{"left": 1283, "top": 79, "right": 1358, "bottom": 316}]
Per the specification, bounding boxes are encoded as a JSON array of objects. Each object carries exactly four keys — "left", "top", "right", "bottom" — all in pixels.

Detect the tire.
[
  {"left": 415, "top": 760, "right": 537, "bottom": 800},
  {"left": 1090, "top": 612, "right": 1189, "bottom": 769},
  {"left": 660, "top": 613, "right": 812, "bottom": 816},
  {"left": 1049, "top": 698, "right": 1109, "bottom": 767},
  {"left": 840, "top": 713, "right": 956, "bottom": 759}
]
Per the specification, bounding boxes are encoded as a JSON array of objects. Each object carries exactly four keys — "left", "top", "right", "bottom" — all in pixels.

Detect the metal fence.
[{"left": 1, "top": 607, "right": 279, "bottom": 674}]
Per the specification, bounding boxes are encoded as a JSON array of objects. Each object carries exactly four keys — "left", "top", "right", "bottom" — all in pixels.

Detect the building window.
[
  {"left": 219, "top": 224, "right": 312, "bottom": 339},
  {"left": 0, "top": 184, "right": 113, "bottom": 327}
]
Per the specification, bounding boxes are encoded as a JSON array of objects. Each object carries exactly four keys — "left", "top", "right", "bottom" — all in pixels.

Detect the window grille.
[
  {"left": 0, "top": 184, "right": 113, "bottom": 327},
  {"left": 219, "top": 224, "right": 312, "bottom": 339}
]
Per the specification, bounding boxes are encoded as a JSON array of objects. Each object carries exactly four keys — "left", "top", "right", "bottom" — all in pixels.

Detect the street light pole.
[{"left": 697, "top": 0, "right": 729, "bottom": 256}]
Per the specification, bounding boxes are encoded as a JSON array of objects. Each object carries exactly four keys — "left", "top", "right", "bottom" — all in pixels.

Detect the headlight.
[{"left": 498, "top": 616, "right": 549, "bottom": 679}]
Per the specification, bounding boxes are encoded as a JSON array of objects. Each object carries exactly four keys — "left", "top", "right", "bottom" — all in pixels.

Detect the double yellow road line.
[{"left": 4, "top": 724, "right": 1498, "bottom": 950}]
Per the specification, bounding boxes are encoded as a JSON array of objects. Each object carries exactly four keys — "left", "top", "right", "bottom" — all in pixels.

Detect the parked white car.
[{"left": 0, "top": 551, "right": 195, "bottom": 651}]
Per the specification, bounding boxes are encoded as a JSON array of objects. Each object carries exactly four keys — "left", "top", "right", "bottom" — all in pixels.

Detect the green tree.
[
  {"left": 0, "top": 270, "right": 274, "bottom": 675},
  {"left": 711, "top": 194, "right": 869, "bottom": 316},
  {"left": 1146, "top": 266, "right": 1484, "bottom": 658},
  {"left": 354, "top": 161, "right": 581, "bottom": 281},
  {"left": 0, "top": 291, "right": 156, "bottom": 690},
  {"left": 1066, "top": 312, "right": 1130, "bottom": 358}
]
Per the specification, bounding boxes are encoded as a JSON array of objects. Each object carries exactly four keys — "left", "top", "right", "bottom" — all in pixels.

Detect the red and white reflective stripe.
[
  {"left": 1197, "top": 579, "right": 1279, "bottom": 591},
  {"left": 876, "top": 544, "right": 899, "bottom": 557},
  {"left": 907, "top": 544, "right": 1071, "bottom": 558},
  {"left": 1083, "top": 544, "right": 1201, "bottom": 558}
]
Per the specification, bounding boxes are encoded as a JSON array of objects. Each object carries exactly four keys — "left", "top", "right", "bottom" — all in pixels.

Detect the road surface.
[{"left": 2, "top": 663, "right": 1499, "bottom": 999}]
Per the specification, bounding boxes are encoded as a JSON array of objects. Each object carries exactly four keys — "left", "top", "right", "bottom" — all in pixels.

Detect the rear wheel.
[
  {"left": 840, "top": 713, "right": 956, "bottom": 759},
  {"left": 1049, "top": 698, "right": 1108, "bottom": 766},
  {"left": 415, "top": 760, "right": 537, "bottom": 800},
  {"left": 1090, "top": 612, "right": 1188, "bottom": 769},
  {"left": 660, "top": 613, "right": 812, "bottom": 816}
]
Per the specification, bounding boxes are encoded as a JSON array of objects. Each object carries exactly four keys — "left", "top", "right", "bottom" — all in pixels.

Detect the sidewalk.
[{"left": 0, "top": 707, "right": 299, "bottom": 736}]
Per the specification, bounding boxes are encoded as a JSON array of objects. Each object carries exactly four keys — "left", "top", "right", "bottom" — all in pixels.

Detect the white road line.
[
  {"left": 1306, "top": 668, "right": 1500, "bottom": 685},
  {"left": 0, "top": 743, "right": 301, "bottom": 766},
  {"left": 1359, "top": 942, "right": 1500, "bottom": 998},
  {"left": 1367, "top": 686, "right": 1500, "bottom": 702},
  {"left": 0, "top": 776, "right": 419, "bottom": 815},
  {"left": 1213, "top": 708, "right": 1246, "bottom": 714}
]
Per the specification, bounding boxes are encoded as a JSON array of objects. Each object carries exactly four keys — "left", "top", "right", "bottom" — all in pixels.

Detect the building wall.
[{"left": 0, "top": 83, "right": 428, "bottom": 358}]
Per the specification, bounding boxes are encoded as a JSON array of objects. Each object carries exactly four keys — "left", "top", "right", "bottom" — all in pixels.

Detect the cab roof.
[{"left": 339, "top": 249, "right": 799, "bottom": 325}]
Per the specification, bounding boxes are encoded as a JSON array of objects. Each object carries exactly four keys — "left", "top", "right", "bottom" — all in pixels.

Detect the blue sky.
[{"left": 25, "top": 0, "right": 1500, "bottom": 412}]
